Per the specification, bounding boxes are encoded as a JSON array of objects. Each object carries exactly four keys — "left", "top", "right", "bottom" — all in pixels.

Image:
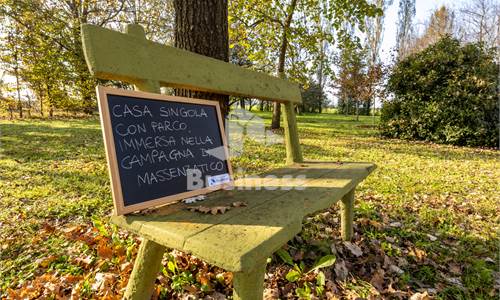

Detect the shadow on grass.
[
  {"left": 0, "top": 120, "right": 103, "bottom": 162},
  {"left": 299, "top": 133, "right": 499, "bottom": 162},
  {"left": 348, "top": 137, "right": 500, "bottom": 161}
]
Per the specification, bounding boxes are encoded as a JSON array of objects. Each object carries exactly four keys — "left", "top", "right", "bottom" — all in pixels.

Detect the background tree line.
[
  {"left": 0, "top": 0, "right": 498, "bottom": 146},
  {"left": 0, "top": 0, "right": 379, "bottom": 123},
  {"left": 0, "top": 0, "right": 174, "bottom": 118}
]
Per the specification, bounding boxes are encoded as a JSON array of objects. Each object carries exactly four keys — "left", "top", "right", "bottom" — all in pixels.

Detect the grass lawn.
[{"left": 0, "top": 113, "right": 498, "bottom": 299}]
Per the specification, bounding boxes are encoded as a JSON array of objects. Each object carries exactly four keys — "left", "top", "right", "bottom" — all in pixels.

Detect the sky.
[{"left": 380, "top": 0, "right": 463, "bottom": 63}]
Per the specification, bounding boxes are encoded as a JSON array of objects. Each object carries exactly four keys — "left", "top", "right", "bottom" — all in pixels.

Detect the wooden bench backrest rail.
[{"left": 82, "top": 24, "right": 303, "bottom": 164}]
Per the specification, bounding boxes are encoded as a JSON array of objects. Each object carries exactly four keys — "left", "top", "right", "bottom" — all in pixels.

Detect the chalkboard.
[{"left": 97, "top": 86, "right": 233, "bottom": 215}]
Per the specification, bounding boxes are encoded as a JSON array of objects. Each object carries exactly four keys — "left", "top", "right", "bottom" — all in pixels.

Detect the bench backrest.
[{"left": 81, "top": 24, "right": 302, "bottom": 164}]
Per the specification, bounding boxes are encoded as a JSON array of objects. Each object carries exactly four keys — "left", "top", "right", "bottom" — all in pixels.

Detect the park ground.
[{"left": 0, "top": 112, "right": 498, "bottom": 299}]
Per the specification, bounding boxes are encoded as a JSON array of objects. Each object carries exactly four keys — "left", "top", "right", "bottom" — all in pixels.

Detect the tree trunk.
[
  {"left": 317, "top": 40, "right": 325, "bottom": 114},
  {"left": 45, "top": 83, "right": 53, "bottom": 118},
  {"left": 25, "top": 92, "right": 32, "bottom": 118},
  {"left": 8, "top": 105, "right": 13, "bottom": 120},
  {"left": 355, "top": 99, "right": 359, "bottom": 121},
  {"left": 14, "top": 55, "right": 22, "bottom": 118},
  {"left": 271, "top": 102, "right": 281, "bottom": 128},
  {"left": 271, "top": 0, "right": 298, "bottom": 130},
  {"left": 248, "top": 100, "right": 254, "bottom": 111},
  {"left": 38, "top": 88, "right": 44, "bottom": 117},
  {"left": 173, "top": 0, "right": 229, "bottom": 118}
]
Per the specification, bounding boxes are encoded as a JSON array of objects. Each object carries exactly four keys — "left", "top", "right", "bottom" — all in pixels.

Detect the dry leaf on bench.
[
  {"left": 211, "top": 206, "right": 230, "bottom": 215},
  {"left": 188, "top": 206, "right": 231, "bottom": 215},
  {"left": 188, "top": 206, "right": 210, "bottom": 214}
]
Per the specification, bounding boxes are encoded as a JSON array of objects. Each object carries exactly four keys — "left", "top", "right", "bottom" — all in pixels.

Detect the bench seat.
[{"left": 111, "top": 162, "right": 375, "bottom": 272}]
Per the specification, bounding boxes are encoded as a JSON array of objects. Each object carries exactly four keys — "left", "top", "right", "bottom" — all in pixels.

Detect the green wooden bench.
[{"left": 82, "top": 24, "right": 376, "bottom": 300}]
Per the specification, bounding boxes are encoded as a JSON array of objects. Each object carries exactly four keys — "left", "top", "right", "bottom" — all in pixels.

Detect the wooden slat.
[
  {"left": 111, "top": 162, "right": 376, "bottom": 271},
  {"left": 183, "top": 163, "right": 375, "bottom": 271},
  {"left": 110, "top": 165, "right": 336, "bottom": 250},
  {"left": 81, "top": 24, "right": 302, "bottom": 103}
]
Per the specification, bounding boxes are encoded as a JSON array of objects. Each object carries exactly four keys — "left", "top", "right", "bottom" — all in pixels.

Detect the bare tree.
[
  {"left": 396, "top": 0, "right": 416, "bottom": 59},
  {"left": 271, "top": 0, "right": 299, "bottom": 130},
  {"left": 366, "top": 0, "right": 392, "bottom": 65},
  {"left": 459, "top": 0, "right": 499, "bottom": 48},
  {"left": 365, "top": 0, "right": 392, "bottom": 120},
  {"left": 411, "top": 6, "right": 455, "bottom": 53}
]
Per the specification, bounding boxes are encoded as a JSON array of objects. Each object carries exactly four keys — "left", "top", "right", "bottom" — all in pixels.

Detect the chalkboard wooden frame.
[{"left": 96, "top": 86, "right": 233, "bottom": 215}]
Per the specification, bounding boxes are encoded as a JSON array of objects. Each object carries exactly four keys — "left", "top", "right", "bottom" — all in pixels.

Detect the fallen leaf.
[
  {"left": 42, "top": 223, "right": 55, "bottom": 234},
  {"left": 198, "top": 206, "right": 212, "bottom": 213},
  {"left": 389, "top": 264, "right": 404, "bottom": 275},
  {"left": 197, "top": 271, "right": 210, "bottom": 286},
  {"left": 334, "top": 259, "right": 349, "bottom": 281},
  {"left": 97, "top": 242, "right": 114, "bottom": 259},
  {"left": 449, "top": 263, "right": 461, "bottom": 275},
  {"left": 183, "top": 197, "right": 198, "bottom": 204},
  {"left": 344, "top": 242, "right": 363, "bottom": 257},
  {"left": 484, "top": 257, "right": 494, "bottom": 263},
  {"left": 120, "top": 262, "right": 133, "bottom": 272},
  {"left": 409, "top": 292, "right": 431, "bottom": 300},
  {"left": 75, "top": 255, "right": 93, "bottom": 268},
  {"left": 264, "top": 288, "right": 279, "bottom": 300},
  {"left": 211, "top": 206, "right": 230, "bottom": 215},
  {"left": 389, "top": 222, "right": 402, "bottom": 228},
  {"left": 62, "top": 225, "right": 81, "bottom": 235},
  {"left": 385, "top": 236, "right": 396, "bottom": 243},
  {"left": 426, "top": 234, "right": 437, "bottom": 241},
  {"left": 445, "top": 277, "right": 463, "bottom": 287},
  {"left": 36, "top": 255, "right": 56, "bottom": 268},
  {"left": 232, "top": 201, "right": 247, "bottom": 207},
  {"left": 409, "top": 247, "right": 426, "bottom": 261},
  {"left": 63, "top": 275, "right": 83, "bottom": 284},
  {"left": 45, "top": 282, "right": 61, "bottom": 295},
  {"left": 205, "top": 291, "right": 227, "bottom": 300},
  {"left": 397, "top": 257, "right": 409, "bottom": 268},
  {"left": 383, "top": 255, "right": 394, "bottom": 268},
  {"left": 330, "top": 243, "right": 338, "bottom": 256},
  {"left": 358, "top": 217, "right": 383, "bottom": 230},
  {"left": 91, "top": 273, "right": 115, "bottom": 292},
  {"left": 188, "top": 206, "right": 211, "bottom": 214},
  {"left": 370, "top": 268, "right": 385, "bottom": 291}
]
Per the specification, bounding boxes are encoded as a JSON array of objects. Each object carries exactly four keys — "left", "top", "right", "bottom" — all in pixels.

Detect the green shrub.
[{"left": 381, "top": 36, "right": 499, "bottom": 147}]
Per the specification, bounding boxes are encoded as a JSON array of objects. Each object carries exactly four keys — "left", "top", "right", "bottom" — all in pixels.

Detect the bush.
[{"left": 381, "top": 36, "right": 499, "bottom": 147}]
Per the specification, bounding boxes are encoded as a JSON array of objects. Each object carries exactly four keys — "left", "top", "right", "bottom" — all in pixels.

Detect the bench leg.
[
  {"left": 283, "top": 102, "right": 303, "bottom": 164},
  {"left": 341, "top": 188, "right": 355, "bottom": 241},
  {"left": 124, "top": 238, "right": 166, "bottom": 300},
  {"left": 233, "top": 260, "right": 267, "bottom": 300}
]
